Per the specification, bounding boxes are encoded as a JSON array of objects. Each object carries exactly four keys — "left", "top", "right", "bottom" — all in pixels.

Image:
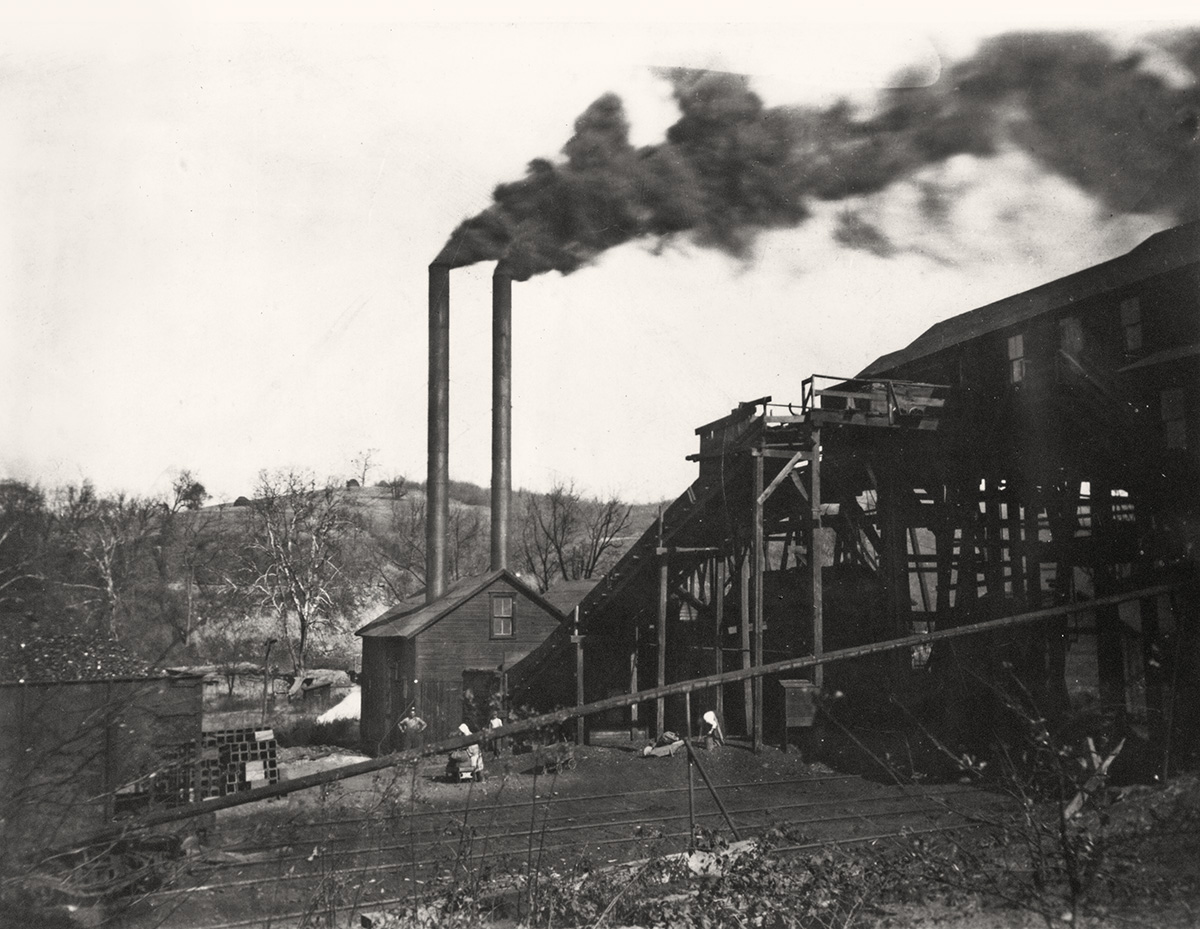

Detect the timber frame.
[
  {"left": 544, "top": 378, "right": 1195, "bottom": 758},
  {"left": 510, "top": 223, "right": 1200, "bottom": 766}
]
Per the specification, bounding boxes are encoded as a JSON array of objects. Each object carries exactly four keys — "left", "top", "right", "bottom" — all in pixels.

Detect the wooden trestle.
[{"left": 559, "top": 375, "right": 1195, "bottom": 758}]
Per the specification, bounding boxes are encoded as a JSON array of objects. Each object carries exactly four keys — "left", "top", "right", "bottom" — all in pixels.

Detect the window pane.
[
  {"left": 1007, "top": 333, "right": 1024, "bottom": 360},
  {"left": 493, "top": 596, "right": 513, "bottom": 618},
  {"left": 1125, "top": 323, "right": 1143, "bottom": 352}
]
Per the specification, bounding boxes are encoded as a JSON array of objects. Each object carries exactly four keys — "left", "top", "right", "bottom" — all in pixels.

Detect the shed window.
[
  {"left": 1120, "top": 297, "right": 1143, "bottom": 353},
  {"left": 1007, "top": 333, "right": 1025, "bottom": 384},
  {"left": 1162, "top": 388, "right": 1187, "bottom": 449},
  {"left": 491, "top": 594, "right": 514, "bottom": 638}
]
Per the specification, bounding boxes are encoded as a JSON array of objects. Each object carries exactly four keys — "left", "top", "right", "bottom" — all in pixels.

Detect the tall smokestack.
[
  {"left": 427, "top": 264, "right": 450, "bottom": 603},
  {"left": 491, "top": 267, "right": 512, "bottom": 571}
]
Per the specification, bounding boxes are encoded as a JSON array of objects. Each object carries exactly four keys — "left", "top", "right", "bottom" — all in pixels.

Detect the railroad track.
[{"left": 121, "top": 771, "right": 1001, "bottom": 929}]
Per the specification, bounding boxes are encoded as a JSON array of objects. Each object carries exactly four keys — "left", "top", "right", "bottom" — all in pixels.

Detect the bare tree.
[
  {"left": 579, "top": 494, "right": 634, "bottom": 579},
  {"left": 520, "top": 483, "right": 581, "bottom": 591},
  {"left": 519, "top": 482, "right": 633, "bottom": 591},
  {"left": 234, "top": 470, "right": 367, "bottom": 691},
  {"left": 448, "top": 501, "right": 488, "bottom": 581},
  {"left": 368, "top": 494, "right": 426, "bottom": 602},
  {"left": 350, "top": 448, "right": 379, "bottom": 488},
  {"left": 0, "top": 481, "right": 52, "bottom": 615},
  {"left": 366, "top": 492, "right": 489, "bottom": 603},
  {"left": 154, "top": 473, "right": 231, "bottom": 649},
  {"left": 52, "top": 483, "right": 162, "bottom": 640}
]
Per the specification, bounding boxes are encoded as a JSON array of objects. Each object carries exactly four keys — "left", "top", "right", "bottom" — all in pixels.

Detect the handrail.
[{"left": 790, "top": 375, "right": 952, "bottom": 418}]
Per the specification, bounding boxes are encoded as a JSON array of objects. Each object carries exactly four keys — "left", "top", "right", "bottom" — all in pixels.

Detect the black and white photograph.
[{"left": 3, "top": 3, "right": 1200, "bottom": 927}]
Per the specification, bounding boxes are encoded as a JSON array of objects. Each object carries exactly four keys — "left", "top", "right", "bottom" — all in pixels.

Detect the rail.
[{"left": 787, "top": 374, "right": 952, "bottom": 429}]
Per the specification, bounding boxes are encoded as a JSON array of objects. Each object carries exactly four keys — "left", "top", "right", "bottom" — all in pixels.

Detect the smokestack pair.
[{"left": 426, "top": 265, "right": 511, "bottom": 603}]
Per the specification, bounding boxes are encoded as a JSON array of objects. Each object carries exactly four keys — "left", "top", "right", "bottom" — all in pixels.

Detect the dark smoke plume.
[{"left": 435, "top": 31, "right": 1200, "bottom": 277}]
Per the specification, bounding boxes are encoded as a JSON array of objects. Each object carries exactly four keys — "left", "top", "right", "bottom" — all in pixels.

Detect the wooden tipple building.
[{"left": 510, "top": 222, "right": 1200, "bottom": 765}]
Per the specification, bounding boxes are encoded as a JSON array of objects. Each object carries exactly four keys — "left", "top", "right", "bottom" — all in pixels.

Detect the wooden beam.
[
  {"left": 103, "top": 580, "right": 1189, "bottom": 839},
  {"left": 673, "top": 583, "right": 708, "bottom": 615},
  {"left": 714, "top": 556, "right": 726, "bottom": 726},
  {"left": 740, "top": 554, "right": 752, "bottom": 735},
  {"left": 810, "top": 428, "right": 824, "bottom": 689},
  {"left": 753, "top": 451, "right": 765, "bottom": 753},
  {"left": 575, "top": 606, "right": 584, "bottom": 746},
  {"left": 1091, "top": 480, "right": 1127, "bottom": 712},
  {"left": 758, "top": 449, "right": 809, "bottom": 506},
  {"left": 657, "top": 551, "right": 668, "bottom": 736},
  {"left": 909, "top": 527, "right": 932, "bottom": 614},
  {"left": 630, "top": 624, "right": 639, "bottom": 735}
]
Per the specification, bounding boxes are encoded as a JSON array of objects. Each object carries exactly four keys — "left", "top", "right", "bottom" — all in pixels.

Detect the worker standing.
[{"left": 397, "top": 706, "right": 427, "bottom": 751}]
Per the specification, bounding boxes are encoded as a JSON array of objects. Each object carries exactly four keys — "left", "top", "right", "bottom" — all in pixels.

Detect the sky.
[{"left": 2, "top": 3, "right": 1197, "bottom": 505}]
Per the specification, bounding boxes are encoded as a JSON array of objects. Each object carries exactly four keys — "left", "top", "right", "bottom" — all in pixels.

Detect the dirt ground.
[
  {"left": 63, "top": 724, "right": 1190, "bottom": 929},
  {"left": 189, "top": 739, "right": 1200, "bottom": 929},
  {"left": 169, "top": 744, "right": 1180, "bottom": 929}
]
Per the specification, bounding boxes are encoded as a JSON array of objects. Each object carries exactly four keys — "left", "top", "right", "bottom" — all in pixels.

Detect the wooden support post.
[
  {"left": 740, "top": 555, "right": 752, "bottom": 736},
  {"left": 954, "top": 485, "right": 980, "bottom": 616},
  {"left": 983, "top": 475, "right": 1006, "bottom": 600},
  {"left": 657, "top": 550, "right": 669, "bottom": 737},
  {"left": 810, "top": 429, "right": 824, "bottom": 690},
  {"left": 1091, "top": 481, "right": 1127, "bottom": 714},
  {"left": 909, "top": 527, "right": 931, "bottom": 614},
  {"left": 1047, "top": 476, "right": 1078, "bottom": 714},
  {"left": 1021, "top": 484, "right": 1041, "bottom": 609},
  {"left": 714, "top": 557, "right": 726, "bottom": 726},
  {"left": 933, "top": 480, "right": 954, "bottom": 619},
  {"left": 878, "top": 465, "right": 908, "bottom": 639},
  {"left": 684, "top": 739, "right": 742, "bottom": 841},
  {"left": 685, "top": 690, "right": 695, "bottom": 847},
  {"left": 753, "top": 450, "right": 765, "bottom": 753},
  {"left": 1141, "top": 593, "right": 1164, "bottom": 750},
  {"left": 574, "top": 607, "right": 584, "bottom": 747},
  {"left": 630, "top": 623, "right": 639, "bottom": 737},
  {"left": 1020, "top": 484, "right": 1050, "bottom": 704},
  {"left": 1008, "top": 481, "right": 1028, "bottom": 604}
]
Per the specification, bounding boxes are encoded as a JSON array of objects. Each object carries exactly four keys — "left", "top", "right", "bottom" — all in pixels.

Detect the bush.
[{"left": 274, "top": 717, "right": 363, "bottom": 752}]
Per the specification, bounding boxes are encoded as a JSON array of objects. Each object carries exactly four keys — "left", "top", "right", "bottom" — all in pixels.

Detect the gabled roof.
[
  {"left": 356, "top": 569, "right": 566, "bottom": 638},
  {"left": 859, "top": 222, "right": 1200, "bottom": 379},
  {"left": 541, "top": 578, "right": 601, "bottom": 619},
  {"left": 0, "top": 624, "right": 164, "bottom": 684}
]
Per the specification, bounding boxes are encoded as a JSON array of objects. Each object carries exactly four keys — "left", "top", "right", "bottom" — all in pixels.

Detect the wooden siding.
[
  {"left": 414, "top": 578, "right": 561, "bottom": 682},
  {"left": 359, "top": 577, "right": 564, "bottom": 755},
  {"left": 359, "top": 637, "right": 407, "bottom": 753},
  {"left": 413, "top": 580, "right": 562, "bottom": 748}
]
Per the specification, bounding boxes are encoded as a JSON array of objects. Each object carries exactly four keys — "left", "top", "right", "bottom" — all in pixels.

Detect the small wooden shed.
[
  {"left": 356, "top": 569, "right": 566, "bottom": 753},
  {"left": 0, "top": 626, "right": 203, "bottom": 853}
]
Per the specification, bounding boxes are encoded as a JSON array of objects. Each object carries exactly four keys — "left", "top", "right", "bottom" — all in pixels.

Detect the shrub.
[{"left": 274, "top": 717, "right": 363, "bottom": 752}]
